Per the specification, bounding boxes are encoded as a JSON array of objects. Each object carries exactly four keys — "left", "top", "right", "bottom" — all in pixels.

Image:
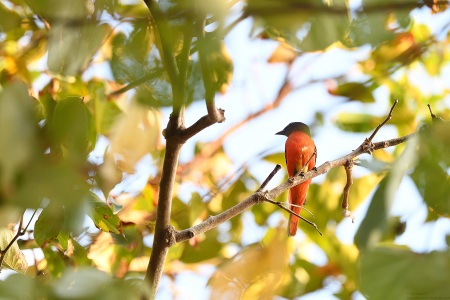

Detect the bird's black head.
[{"left": 275, "top": 122, "right": 311, "bottom": 137}]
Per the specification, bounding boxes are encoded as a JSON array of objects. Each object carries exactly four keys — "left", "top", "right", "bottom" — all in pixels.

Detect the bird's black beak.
[{"left": 275, "top": 130, "right": 284, "bottom": 136}]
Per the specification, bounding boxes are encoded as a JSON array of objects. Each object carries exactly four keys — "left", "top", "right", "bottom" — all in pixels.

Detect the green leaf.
[
  {"left": 247, "top": 0, "right": 349, "bottom": 51},
  {"left": 86, "top": 192, "right": 122, "bottom": 234},
  {"left": 346, "top": 10, "right": 395, "bottom": 47},
  {"left": 42, "top": 246, "right": 66, "bottom": 277},
  {"left": 171, "top": 197, "right": 190, "bottom": 230},
  {"left": 360, "top": 246, "right": 450, "bottom": 299},
  {"left": 411, "top": 122, "right": 450, "bottom": 217},
  {"left": 0, "top": 227, "right": 28, "bottom": 274},
  {"left": 331, "top": 82, "right": 375, "bottom": 103},
  {"left": 90, "top": 81, "right": 123, "bottom": 135},
  {"left": 47, "top": 23, "right": 110, "bottom": 77},
  {"left": 0, "top": 81, "right": 37, "bottom": 187},
  {"left": 179, "top": 228, "right": 223, "bottom": 263},
  {"left": 0, "top": 274, "right": 45, "bottom": 299},
  {"left": 68, "top": 238, "right": 92, "bottom": 266},
  {"left": 262, "top": 152, "right": 285, "bottom": 166},
  {"left": 34, "top": 204, "right": 65, "bottom": 247},
  {"left": 51, "top": 96, "right": 95, "bottom": 157},
  {"left": 355, "top": 138, "right": 417, "bottom": 250},
  {"left": 0, "top": 2, "right": 22, "bottom": 33},
  {"left": 334, "top": 112, "right": 382, "bottom": 133}
]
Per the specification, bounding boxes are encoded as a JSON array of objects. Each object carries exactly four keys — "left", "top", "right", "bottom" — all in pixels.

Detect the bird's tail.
[{"left": 287, "top": 193, "right": 302, "bottom": 236}]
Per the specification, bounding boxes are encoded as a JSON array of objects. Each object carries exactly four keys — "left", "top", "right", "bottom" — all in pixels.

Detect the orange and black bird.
[{"left": 276, "top": 122, "right": 317, "bottom": 236}]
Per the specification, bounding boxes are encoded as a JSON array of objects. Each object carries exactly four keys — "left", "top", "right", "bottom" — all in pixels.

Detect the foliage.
[{"left": 0, "top": 0, "right": 449, "bottom": 299}]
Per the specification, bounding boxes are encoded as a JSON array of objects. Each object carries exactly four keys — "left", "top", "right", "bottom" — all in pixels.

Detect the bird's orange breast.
[{"left": 285, "top": 131, "right": 316, "bottom": 177}]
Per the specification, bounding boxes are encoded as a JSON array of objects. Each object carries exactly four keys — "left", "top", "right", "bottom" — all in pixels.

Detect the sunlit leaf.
[
  {"left": 0, "top": 227, "right": 28, "bottom": 274},
  {"left": 103, "top": 103, "right": 160, "bottom": 174},
  {"left": 334, "top": 112, "right": 382, "bottom": 133},
  {"left": 86, "top": 192, "right": 122, "bottom": 234},
  {"left": 209, "top": 226, "right": 290, "bottom": 299},
  {"left": 90, "top": 81, "right": 123, "bottom": 135}
]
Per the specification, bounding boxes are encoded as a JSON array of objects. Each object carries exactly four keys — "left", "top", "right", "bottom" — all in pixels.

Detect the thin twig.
[
  {"left": 367, "top": 99, "right": 398, "bottom": 143},
  {"left": 0, "top": 209, "right": 38, "bottom": 271},
  {"left": 427, "top": 104, "right": 445, "bottom": 122},
  {"left": 264, "top": 199, "right": 322, "bottom": 235},
  {"left": 342, "top": 160, "right": 355, "bottom": 223},
  {"left": 256, "top": 164, "right": 281, "bottom": 193}
]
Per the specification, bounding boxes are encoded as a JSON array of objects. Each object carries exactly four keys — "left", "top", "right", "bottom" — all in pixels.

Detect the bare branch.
[
  {"left": 367, "top": 99, "right": 398, "bottom": 143},
  {"left": 342, "top": 160, "right": 355, "bottom": 223},
  {"left": 264, "top": 198, "right": 322, "bottom": 235}
]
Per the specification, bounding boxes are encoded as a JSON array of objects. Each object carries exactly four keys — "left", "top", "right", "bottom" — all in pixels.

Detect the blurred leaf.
[
  {"left": 186, "top": 59, "right": 206, "bottom": 103},
  {"left": 48, "top": 23, "right": 110, "bottom": 77},
  {"left": 360, "top": 245, "right": 450, "bottom": 299},
  {"left": 171, "top": 197, "right": 190, "bottom": 230},
  {"left": 179, "top": 228, "right": 223, "bottom": 263},
  {"left": 411, "top": 122, "right": 450, "bottom": 217},
  {"left": 42, "top": 246, "right": 66, "bottom": 277},
  {"left": 334, "top": 112, "right": 382, "bottom": 133},
  {"left": 51, "top": 96, "right": 95, "bottom": 158},
  {"left": 53, "top": 267, "right": 113, "bottom": 298},
  {"left": 0, "top": 274, "right": 46, "bottom": 299},
  {"left": 0, "top": 81, "right": 37, "bottom": 187},
  {"left": 104, "top": 104, "right": 160, "bottom": 173},
  {"left": 209, "top": 226, "right": 290, "bottom": 299},
  {"left": 346, "top": 11, "right": 395, "bottom": 47},
  {"left": 67, "top": 238, "right": 92, "bottom": 266},
  {"left": 90, "top": 81, "right": 123, "bottom": 135},
  {"left": 26, "top": 0, "right": 90, "bottom": 21},
  {"left": 0, "top": 2, "right": 21, "bottom": 33},
  {"left": 34, "top": 204, "right": 65, "bottom": 248},
  {"left": 263, "top": 152, "right": 285, "bottom": 166},
  {"left": 268, "top": 42, "right": 298, "bottom": 64},
  {"left": 0, "top": 227, "right": 28, "bottom": 274},
  {"left": 86, "top": 192, "right": 122, "bottom": 234},
  {"left": 355, "top": 138, "right": 417, "bottom": 250},
  {"left": 247, "top": 0, "right": 349, "bottom": 51},
  {"left": 329, "top": 82, "right": 375, "bottom": 103},
  {"left": 189, "top": 193, "right": 207, "bottom": 225}
]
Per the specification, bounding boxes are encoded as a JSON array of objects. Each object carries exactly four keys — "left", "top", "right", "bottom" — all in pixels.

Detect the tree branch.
[
  {"left": 342, "top": 160, "right": 355, "bottom": 223},
  {"left": 0, "top": 209, "right": 37, "bottom": 271},
  {"left": 173, "top": 131, "right": 414, "bottom": 244},
  {"left": 144, "top": 138, "right": 183, "bottom": 298},
  {"left": 172, "top": 100, "right": 416, "bottom": 243}
]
